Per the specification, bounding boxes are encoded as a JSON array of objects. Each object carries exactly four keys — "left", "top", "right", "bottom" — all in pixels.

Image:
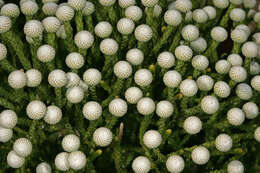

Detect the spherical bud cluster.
[
  {"left": 132, "top": 156, "right": 151, "bottom": 173},
  {"left": 66, "top": 72, "right": 80, "bottom": 88},
  {"left": 243, "top": 0, "right": 256, "bottom": 9},
  {"left": 65, "top": 52, "right": 85, "bottom": 69},
  {"left": 42, "top": 2, "right": 58, "bottom": 16},
  {"left": 213, "top": 0, "right": 229, "bottom": 9},
  {"left": 242, "top": 102, "right": 258, "bottom": 119},
  {"left": 125, "top": 87, "right": 143, "bottom": 104},
  {"left": 24, "top": 20, "right": 43, "bottom": 38},
  {"left": 215, "top": 133, "right": 232, "bottom": 152},
  {"left": 179, "top": 79, "right": 198, "bottom": 97},
  {"left": 211, "top": 26, "right": 228, "bottom": 42},
  {"left": 55, "top": 5, "right": 74, "bottom": 21},
  {"left": 74, "top": 30, "right": 94, "bottom": 49},
  {"left": 254, "top": 12, "right": 260, "bottom": 23},
  {"left": 137, "top": 97, "right": 155, "bottom": 115},
  {"left": 214, "top": 81, "right": 230, "bottom": 98},
  {"left": 227, "top": 54, "right": 243, "bottom": 66},
  {"left": 26, "top": 69, "right": 42, "bottom": 87},
  {"left": 253, "top": 33, "right": 260, "bottom": 45},
  {"left": 82, "top": 1, "right": 95, "bottom": 16},
  {"left": 8, "top": 70, "right": 27, "bottom": 89},
  {"left": 229, "top": 66, "right": 247, "bottom": 82},
  {"left": 68, "top": 151, "right": 86, "bottom": 170},
  {"left": 157, "top": 51, "right": 175, "bottom": 69},
  {"left": 0, "top": 3, "right": 20, "bottom": 18},
  {"left": 113, "top": 61, "right": 133, "bottom": 79},
  {"left": 0, "top": 110, "right": 17, "bottom": 129},
  {"left": 55, "top": 152, "right": 70, "bottom": 171},
  {"left": 68, "top": 0, "right": 86, "bottom": 11},
  {"left": 241, "top": 41, "right": 258, "bottom": 58},
  {"left": 183, "top": 116, "right": 202, "bottom": 134},
  {"left": 42, "top": 16, "right": 61, "bottom": 33},
  {"left": 181, "top": 25, "right": 199, "bottom": 42},
  {"left": 26, "top": 100, "right": 46, "bottom": 120},
  {"left": 83, "top": 68, "right": 101, "bottom": 86},
  {"left": 94, "top": 21, "right": 113, "bottom": 38},
  {"left": 66, "top": 86, "right": 84, "bottom": 103},
  {"left": 203, "top": 6, "right": 216, "bottom": 20},
  {"left": 229, "top": 8, "right": 245, "bottom": 22},
  {"left": 109, "top": 98, "right": 128, "bottom": 117},
  {"left": 93, "top": 127, "right": 113, "bottom": 147},
  {"left": 99, "top": 0, "right": 116, "bottom": 7},
  {"left": 36, "top": 162, "right": 52, "bottom": 173},
  {"left": 79, "top": 80, "right": 88, "bottom": 91},
  {"left": 190, "top": 37, "right": 207, "bottom": 53},
  {"left": 143, "top": 130, "right": 162, "bottom": 148},
  {"left": 119, "top": 0, "right": 136, "bottom": 8},
  {"left": 192, "top": 55, "right": 209, "bottom": 70},
  {"left": 13, "top": 138, "right": 32, "bottom": 157},
  {"left": 7, "top": 150, "right": 25, "bottom": 168},
  {"left": 37, "top": 44, "right": 55, "bottom": 62},
  {"left": 192, "top": 9, "right": 209, "bottom": 23},
  {"left": 250, "top": 61, "right": 260, "bottom": 75},
  {"left": 236, "top": 24, "right": 250, "bottom": 36},
  {"left": 251, "top": 75, "right": 260, "bottom": 91},
  {"left": 141, "top": 0, "right": 158, "bottom": 7},
  {"left": 117, "top": 18, "right": 135, "bottom": 35},
  {"left": 126, "top": 48, "right": 144, "bottom": 65},
  {"left": 215, "top": 60, "right": 231, "bottom": 74},
  {"left": 62, "top": 134, "right": 80, "bottom": 152},
  {"left": 100, "top": 38, "right": 118, "bottom": 55},
  {"left": 191, "top": 146, "right": 210, "bottom": 165},
  {"left": 175, "top": 45, "right": 193, "bottom": 61},
  {"left": 0, "top": 43, "right": 7, "bottom": 60},
  {"left": 20, "top": 0, "right": 38, "bottom": 16},
  {"left": 254, "top": 127, "right": 260, "bottom": 142},
  {"left": 134, "top": 69, "right": 153, "bottom": 87},
  {"left": 174, "top": 0, "right": 192, "bottom": 13},
  {"left": 231, "top": 28, "right": 248, "bottom": 43},
  {"left": 164, "top": 10, "right": 182, "bottom": 26},
  {"left": 0, "top": 16, "right": 12, "bottom": 33},
  {"left": 156, "top": 100, "right": 173, "bottom": 118},
  {"left": 48, "top": 69, "right": 67, "bottom": 88},
  {"left": 235, "top": 83, "right": 252, "bottom": 100},
  {"left": 0, "top": 127, "right": 13, "bottom": 142},
  {"left": 125, "top": 6, "right": 143, "bottom": 21},
  {"left": 134, "top": 24, "right": 153, "bottom": 42},
  {"left": 83, "top": 101, "right": 102, "bottom": 120},
  {"left": 44, "top": 105, "right": 62, "bottom": 125},
  {"left": 227, "top": 160, "right": 244, "bottom": 173},
  {"left": 163, "top": 70, "right": 182, "bottom": 88},
  {"left": 227, "top": 108, "right": 245, "bottom": 126},
  {"left": 166, "top": 155, "right": 185, "bottom": 173},
  {"left": 196, "top": 75, "right": 214, "bottom": 91},
  {"left": 201, "top": 95, "right": 219, "bottom": 114}
]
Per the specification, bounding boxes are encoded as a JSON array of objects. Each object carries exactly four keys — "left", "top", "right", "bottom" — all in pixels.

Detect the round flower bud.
[
  {"left": 236, "top": 24, "right": 250, "bottom": 36},
  {"left": 137, "top": 97, "right": 155, "bottom": 115},
  {"left": 126, "top": 48, "right": 144, "bottom": 65},
  {"left": 196, "top": 75, "right": 214, "bottom": 91},
  {"left": 42, "top": 16, "right": 61, "bottom": 33},
  {"left": 13, "top": 138, "right": 32, "bottom": 157},
  {"left": 148, "top": 4, "right": 162, "bottom": 17},
  {"left": 55, "top": 5, "right": 74, "bottom": 21},
  {"left": 230, "top": 8, "right": 245, "bottom": 22},
  {"left": 192, "top": 9, "right": 208, "bottom": 23},
  {"left": 20, "top": 0, "right": 38, "bottom": 16},
  {"left": 251, "top": 75, "right": 260, "bottom": 91},
  {"left": 83, "top": 68, "right": 101, "bottom": 86},
  {"left": 65, "top": 52, "right": 85, "bottom": 69},
  {"left": 62, "top": 134, "right": 80, "bottom": 152},
  {"left": 211, "top": 26, "right": 227, "bottom": 42},
  {"left": 134, "top": 24, "right": 153, "bottom": 42},
  {"left": 8, "top": 70, "right": 27, "bottom": 89},
  {"left": 68, "top": 0, "right": 86, "bottom": 11},
  {"left": 157, "top": 51, "right": 175, "bottom": 69},
  {"left": 166, "top": 155, "right": 185, "bottom": 173},
  {"left": 83, "top": 101, "right": 102, "bottom": 120},
  {"left": 119, "top": 0, "right": 136, "bottom": 8},
  {"left": 24, "top": 20, "right": 43, "bottom": 38},
  {"left": 183, "top": 116, "right": 202, "bottom": 134},
  {"left": 250, "top": 61, "right": 260, "bottom": 75},
  {"left": 37, "top": 44, "right": 55, "bottom": 62},
  {"left": 117, "top": 18, "right": 135, "bottom": 35},
  {"left": 141, "top": 0, "right": 158, "bottom": 7},
  {"left": 254, "top": 12, "right": 260, "bottom": 23},
  {"left": 192, "top": 55, "right": 209, "bottom": 70},
  {"left": 66, "top": 86, "right": 84, "bottom": 103},
  {"left": 214, "top": 81, "right": 230, "bottom": 98},
  {"left": 134, "top": 69, "right": 153, "bottom": 87},
  {"left": 156, "top": 100, "right": 173, "bottom": 118},
  {"left": 94, "top": 21, "right": 112, "bottom": 38},
  {"left": 253, "top": 33, "right": 260, "bottom": 45},
  {"left": 125, "top": 87, "right": 143, "bottom": 104},
  {"left": 227, "top": 54, "right": 243, "bottom": 66},
  {"left": 68, "top": 151, "right": 86, "bottom": 170},
  {"left": 174, "top": 0, "right": 192, "bottom": 13},
  {"left": 254, "top": 127, "right": 260, "bottom": 142},
  {"left": 7, "top": 150, "right": 25, "bottom": 168},
  {"left": 26, "top": 69, "right": 42, "bottom": 87},
  {"left": 163, "top": 70, "right": 182, "bottom": 88},
  {"left": 48, "top": 69, "right": 67, "bottom": 88},
  {"left": 215, "top": 60, "right": 231, "bottom": 74},
  {"left": 174, "top": 45, "right": 193, "bottom": 61},
  {"left": 230, "top": 0, "right": 242, "bottom": 5},
  {"left": 191, "top": 146, "right": 210, "bottom": 165},
  {"left": 99, "top": 0, "right": 115, "bottom": 6},
  {"left": 100, "top": 38, "right": 118, "bottom": 55},
  {"left": 164, "top": 10, "right": 182, "bottom": 26},
  {"left": 79, "top": 80, "right": 88, "bottom": 91},
  {"left": 0, "top": 16, "right": 11, "bottom": 33},
  {"left": 0, "top": 3, "right": 20, "bottom": 18},
  {"left": 42, "top": 2, "right": 58, "bottom": 16},
  {"left": 0, "top": 43, "right": 7, "bottom": 60},
  {"left": 125, "top": 5, "right": 143, "bottom": 21},
  {"left": 229, "top": 66, "right": 247, "bottom": 83},
  {"left": 0, "top": 109, "right": 17, "bottom": 129},
  {"left": 190, "top": 37, "right": 207, "bottom": 53},
  {"left": 114, "top": 61, "right": 132, "bottom": 79},
  {"left": 93, "top": 127, "right": 113, "bottom": 147},
  {"left": 227, "top": 108, "right": 245, "bottom": 126},
  {"left": 201, "top": 95, "right": 219, "bottom": 114},
  {"left": 236, "top": 83, "right": 252, "bottom": 100},
  {"left": 231, "top": 29, "right": 248, "bottom": 43},
  {"left": 36, "top": 162, "right": 51, "bottom": 173},
  {"left": 74, "top": 30, "right": 94, "bottom": 49},
  {"left": 132, "top": 156, "right": 151, "bottom": 173},
  {"left": 44, "top": 105, "right": 62, "bottom": 125},
  {"left": 181, "top": 25, "right": 199, "bottom": 42},
  {"left": 82, "top": 1, "right": 95, "bottom": 16},
  {"left": 213, "top": 0, "right": 229, "bottom": 8},
  {"left": 143, "top": 130, "right": 162, "bottom": 148},
  {"left": 66, "top": 72, "right": 80, "bottom": 88},
  {"left": 243, "top": 0, "right": 256, "bottom": 8},
  {"left": 55, "top": 152, "right": 70, "bottom": 171},
  {"left": 109, "top": 98, "right": 127, "bottom": 117},
  {"left": 26, "top": 100, "right": 46, "bottom": 120},
  {"left": 215, "top": 134, "right": 232, "bottom": 152},
  {"left": 241, "top": 41, "right": 258, "bottom": 58},
  {"left": 203, "top": 6, "right": 216, "bottom": 20},
  {"left": 179, "top": 79, "right": 198, "bottom": 97},
  {"left": 0, "top": 126, "right": 13, "bottom": 142},
  {"left": 242, "top": 102, "right": 258, "bottom": 119},
  {"left": 227, "top": 160, "right": 244, "bottom": 173}
]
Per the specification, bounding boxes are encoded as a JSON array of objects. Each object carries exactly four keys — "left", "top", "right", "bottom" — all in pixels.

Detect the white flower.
[
  {"left": 181, "top": 24, "right": 199, "bottom": 42},
  {"left": 213, "top": 0, "right": 229, "bottom": 9},
  {"left": 99, "top": 0, "right": 116, "bottom": 6},
  {"left": 0, "top": 16, "right": 11, "bottom": 33},
  {"left": 0, "top": 43, "right": 7, "bottom": 60},
  {"left": 74, "top": 30, "right": 94, "bottom": 49},
  {"left": 174, "top": 45, "right": 193, "bottom": 61},
  {"left": 191, "top": 146, "right": 210, "bottom": 165},
  {"left": 179, "top": 79, "right": 198, "bottom": 97},
  {"left": 229, "top": 8, "right": 245, "bottom": 22},
  {"left": 24, "top": 20, "right": 43, "bottom": 38},
  {"left": 100, "top": 38, "right": 118, "bottom": 55},
  {"left": 211, "top": 26, "right": 228, "bottom": 42},
  {"left": 83, "top": 101, "right": 102, "bottom": 120},
  {"left": 157, "top": 51, "right": 175, "bottom": 69},
  {"left": 203, "top": 6, "right": 216, "bottom": 20},
  {"left": 156, "top": 100, "right": 174, "bottom": 118},
  {"left": 66, "top": 72, "right": 80, "bottom": 88},
  {"left": 141, "top": 0, "right": 158, "bottom": 7},
  {"left": 0, "top": 126, "right": 13, "bottom": 142},
  {"left": 109, "top": 98, "right": 128, "bottom": 117},
  {"left": 94, "top": 21, "right": 113, "bottom": 38},
  {"left": 117, "top": 18, "right": 135, "bottom": 35},
  {"left": 68, "top": 151, "right": 86, "bottom": 170},
  {"left": 66, "top": 86, "right": 84, "bottom": 103},
  {"left": 20, "top": 0, "right": 38, "bottom": 16},
  {"left": 42, "top": 16, "right": 61, "bottom": 33},
  {"left": 227, "top": 160, "right": 244, "bottom": 173},
  {"left": 132, "top": 156, "right": 151, "bottom": 173},
  {"left": 229, "top": 66, "right": 247, "bottom": 82},
  {"left": 242, "top": 102, "right": 258, "bottom": 119},
  {"left": 0, "top": 109, "right": 17, "bottom": 129},
  {"left": 192, "top": 55, "right": 209, "bottom": 70},
  {"left": 250, "top": 61, "right": 260, "bottom": 75},
  {"left": 44, "top": 105, "right": 62, "bottom": 125},
  {"left": 192, "top": 9, "right": 209, "bottom": 23},
  {"left": 82, "top": 1, "right": 95, "bottom": 16},
  {"left": 48, "top": 69, "right": 67, "bottom": 88},
  {"left": 134, "top": 24, "right": 153, "bottom": 42},
  {"left": 227, "top": 108, "right": 245, "bottom": 126},
  {"left": 143, "top": 130, "right": 162, "bottom": 148},
  {"left": 227, "top": 54, "right": 243, "bottom": 66},
  {"left": 243, "top": 0, "right": 256, "bottom": 9},
  {"left": 196, "top": 75, "right": 214, "bottom": 91},
  {"left": 37, "top": 44, "right": 55, "bottom": 63},
  {"left": 215, "top": 60, "right": 231, "bottom": 74},
  {"left": 65, "top": 52, "right": 85, "bottom": 69},
  {"left": 126, "top": 48, "right": 144, "bottom": 65},
  {"left": 236, "top": 24, "right": 250, "bottom": 36},
  {"left": 231, "top": 28, "right": 248, "bottom": 43},
  {"left": 83, "top": 68, "right": 102, "bottom": 86},
  {"left": 13, "top": 138, "right": 32, "bottom": 157},
  {"left": 119, "top": 0, "right": 136, "bottom": 8},
  {"left": 125, "top": 5, "right": 143, "bottom": 21},
  {"left": 7, "top": 150, "right": 25, "bottom": 168},
  {"left": 251, "top": 75, "right": 260, "bottom": 91},
  {"left": 190, "top": 37, "right": 207, "bottom": 53},
  {"left": 68, "top": 0, "right": 86, "bottom": 11},
  {"left": 241, "top": 41, "right": 258, "bottom": 58},
  {"left": 8, "top": 70, "right": 27, "bottom": 89},
  {"left": 174, "top": 0, "right": 192, "bottom": 13},
  {"left": 230, "top": 0, "right": 243, "bottom": 5},
  {"left": 183, "top": 116, "right": 202, "bottom": 134},
  {"left": 55, "top": 5, "right": 74, "bottom": 21},
  {"left": 137, "top": 97, "right": 155, "bottom": 115},
  {"left": 55, "top": 152, "right": 70, "bottom": 171},
  {"left": 215, "top": 134, "right": 232, "bottom": 152},
  {"left": 125, "top": 87, "right": 143, "bottom": 104},
  {"left": 93, "top": 127, "right": 113, "bottom": 147},
  {"left": 166, "top": 155, "right": 185, "bottom": 173},
  {"left": 163, "top": 70, "right": 182, "bottom": 88},
  {"left": 214, "top": 81, "right": 231, "bottom": 98},
  {"left": 42, "top": 2, "right": 58, "bottom": 16},
  {"left": 134, "top": 69, "right": 153, "bottom": 87},
  {"left": 36, "top": 162, "right": 52, "bottom": 173},
  {"left": 113, "top": 61, "right": 133, "bottom": 79},
  {"left": 201, "top": 95, "right": 219, "bottom": 114},
  {"left": 26, "top": 69, "right": 42, "bottom": 87},
  {"left": 164, "top": 10, "right": 182, "bottom": 26},
  {"left": 62, "top": 134, "right": 80, "bottom": 152},
  {"left": 236, "top": 83, "right": 252, "bottom": 100},
  {"left": 253, "top": 33, "right": 260, "bottom": 45},
  {"left": 26, "top": 100, "right": 46, "bottom": 120},
  {"left": 0, "top": 3, "right": 20, "bottom": 18},
  {"left": 254, "top": 127, "right": 260, "bottom": 142}
]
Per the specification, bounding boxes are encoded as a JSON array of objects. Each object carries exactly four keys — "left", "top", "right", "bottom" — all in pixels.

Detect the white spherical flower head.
[
  {"left": 99, "top": 0, "right": 116, "bottom": 6},
  {"left": 143, "top": 130, "right": 162, "bottom": 149},
  {"left": 231, "top": 29, "right": 248, "bottom": 43},
  {"left": 134, "top": 69, "right": 153, "bottom": 87},
  {"left": 250, "top": 61, "right": 260, "bottom": 75},
  {"left": 65, "top": 52, "right": 85, "bottom": 69},
  {"left": 236, "top": 83, "right": 252, "bottom": 100},
  {"left": 83, "top": 68, "right": 101, "bottom": 86},
  {"left": 230, "top": 0, "right": 243, "bottom": 5},
  {"left": 236, "top": 24, "right": 250, "bottom": 36},
  {"left": 214, "top": 81, "right": 230, "bottom": 98},
  {"left": 44, "top": 105, "right": 62, "bottom": 125},
  {"left": 68, "top": 151, "right": 86, "bottom": 170},
  {"left": 254, "top": 127, "right": 260, "bottom": 142},
  {"left": 137, "top": 97, "right": 155, "bottom": 115},
  {"left": 74, "top": 30, "right": 94, "bottom": 49},
  {"left": 156, "top": 100, "right": 173, "bottom": 118},
  {"left": 229, "top": 66, "right": 247, "bottom": 83},
  {"left": 7, "top": 150, "right": 25, "bottom": 168},
  {"left": 26, "top": 69, "right": 42, "bottom": 87},
  {"left": 251, "top": 75, "right": 260, "bottom": 91},
  {"left": 213, "top": 0, "right": 229, "bottom": 9},
  {"left": 183, "top": 116, "right": 202, "bottom": 134},
  {"left": 166, "top": 155, "right": 185, "bottom": 173},
  {"left": 215, "top": 134, "right": 232, "bottom": 152},
  {"left": 141, "top": 0, "right": 158, "bottom": 7},
  {"left": 196, "top": 75, "right": 214, "bottom": 91},
  {"left": 109, "top": 98, "right": 128, "bottom": 117},
  {"left": 0, "top": 3, "right": 20, "bottom": 18},
  {"left": 55, "top": 5, "right": 74, "bottom": 21},
  {"left": 55, "top": 152, "right": 70, "bottom": 171},
  {"left": 94, "top": 21, "right": 112, "bottom": 38},
  {"left": 68, "top": 0, "right": 86, "bottom": 11},
  {"left": 174, "top": 45, "right": 193, "bottom": 61},
  {"left": 20, "top": 0, "right": 38, "bottom": 16},
  {"left": 48, "top": 69, "right": 67, "bottom": 88},
  {"left": 125, "top": 87, "right": 143, "bottom": 104},
  {"left": 93, "top": 127, "right": 113, "bottom": 147},
  {"left": 66, "top": 72, "right": 80, "bottom": 88},
  {"left": 82, "top": 1, "right": 95, "bottom": 16},
  {"left": 13, "top": 138, "right": 32, "bottom": 157},
  {"left": 0, "top": 43, "right": 7, "bottom": 60},
  {"left": 114, "top": 61, "right": 133, "bottom": 79},
  {"left": 135, "top": 24, "right": 153, "bottom": 42},
  {"left": 179, "top": 79, "right": 198, "bottom": 97},
  {"left": 0, "top": 16, "right": 12, "bottom": 33},
  {"left": 37, "top": 44, "right": 55, "bottom": 63},
  {"left": 42, "top": 16, "right": 61, "bottom": 33},
  {"left": 117, "top": 18, "right": 135, "bottom": 35},
  {"left": 254, "top": 13, "right": 260, "bottom": 23},
  {"left": 201, "top": 95, "right": 219, "bottom": 114},
  {"left": 190, "top": 37, "right": 207, "bottom": 53},
  {"left": 0, "top": 126, "right": 13, "bottom": 142},
  {"left": 243, "top": 0, "right": 256, "bottom": 9},
  {"left": 241, "top": 41, "right": 258, "bottom": 58},
  {"left": 83, "top": 101, "right": 102, "bottom": 120},
  {"left": 132, "top": 156, "right": 151, "bottom": 173},
  {"left": 203, "top": 6, "right": 216, "bottom": 20},
  {"left": 192, "top": 9, "right": 209, "bottom": 23},
  {"left": 42, "top": 2, "right": 58, "bottom": 16},
  {"left": 26, "top": 100, "right": 46, "bottom": 120},
  {"left": 36, "top": 162, "right": 52, "bottom": 173},
  {"left": 227, "top": 108, "right": 245, "bottom": 126},
  {"left": 253, "top": 33, "right": 260, "bottom": 45},
  {"left": 157, "top": 51, "right": 175, "bottom": 69},
  {"left": 191, "top": 146, "right": 210, "bottom": 165},
  {"left": 174, "top": 0, "right": 192, "bottom": 13},
  {"left": 100, "top": 38, "right": 118, "bottom": 55},
  {"left": 119, "top": 0, "right": 136, "bottom": 8},
  {"left": 62, "top": 134, "right": 80, "bottom": 152},
  {"left": 0, "top": 109, "right": 17, "bottom": 129},
  {"left": 192, "top": 55, "right": 209, "bottom": 71},
  {"left": 227, "top": 54, "right": 243, "bottom": 66},
  {"left": 215, "top": 60, "right": 231, "bottom": 74},
  {"left": 164, "top": 10, "right": 182, "bottom": 26},
  {"left": 181, "top": 25, "right": 199, "bottom": 42},
  {"left": 8, "top": 70, "right": 27, "bottom": 89},
  {"left": 227, "top": 160, "right": 244, "bottom": 173},
  {"left": 230, "top": 8, "right": 245, "bottom": 22},
  {"left": 125, "top": 5, "right": 143, "bottom": 21},
  {"left": 66, "top": 86, "right": 84, "bottom": 103},
  {"left": 163, "top": 70, "right": 182, "bottom": 88},
  {"left": 211, "top": 26, "right": 228, "bottom": 42},
  {"left": 126, "top": 48, "right": 144, "bottom": 66},
  {"left": 24, "top": 20, "right": 43, "bottom": 38}
]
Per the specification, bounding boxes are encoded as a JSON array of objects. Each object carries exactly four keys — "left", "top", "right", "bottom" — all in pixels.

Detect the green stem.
[{"left": 75, "top": 11, "right": 84, "bottom": 32}]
